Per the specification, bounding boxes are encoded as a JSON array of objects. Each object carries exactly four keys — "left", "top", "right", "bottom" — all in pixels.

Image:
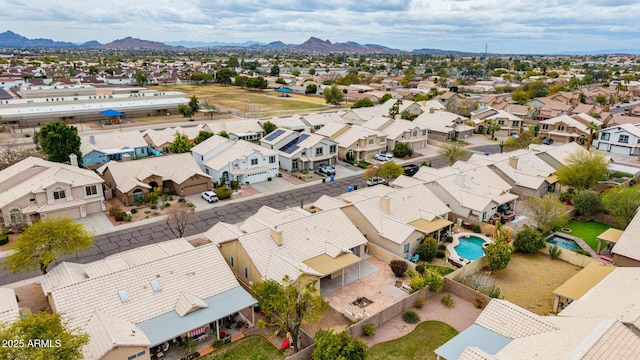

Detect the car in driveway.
[
  {"left": 542, "top": 137, "right": 554, "bottom": 145},
  {"left": 402, "top": 164, "right": 419, "bottom": 177},
  {"left": 374, "top": 153, "right": 394, "bottom": 162},
  {"left": 318, "top": 164, "right": 335, "bottom": 176},
  {"left": 201, "top": 191, "right": 219, "bottom": 203},
  {"left": 366, "top": 176, "right": 386, "bottom": 186}
]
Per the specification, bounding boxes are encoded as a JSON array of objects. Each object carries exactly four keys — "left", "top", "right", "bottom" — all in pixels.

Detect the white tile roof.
[
  {"left": 390, "top": 174, "right": 426, "bottom": 189},
  {"left": 312, "top": 194, "right": 347, "bottom": 211},
  {"left": 314, "top": 121, "right": 349, "bottom": 139},
  {"left": 174, "top": 292, "right": 208, "bottom": 317},
  {"left": 80, "top": 130, "right": 148, "bottom": 156},
  {"left": 332, "top": 125, "right": 386, "bottom": 149},
  {"left": 339, "top": 185, "right": 394, "bottom": 204},
  {"left": 459, "top": 347, "right": 495, "bottom": 360},
  {"left": 202, "top": 140, "right": 278, "bottom": 171},
  {"left": 476, "top": 299, "right": 558, "bottom": 339},
  {"left": 468, "top": 151, "right": 556, "bottom": 190},
  {"left": 82, "top": 311, "right": 151, "bottom": 360},
  {"left": 413, "top": 110, "right": 473, "bottom": 134},
  {"left": 190, "top": 134, "right": 234, "bottom": 156},
  {"left": 0, "top": 288, "right": 19, "bottom": 324},
  {"left": 143, "top": 124, "right": 204, "bottom": 147},
  {"left": 204, "top": 119, "right": 264, "bottom": 136},
  {"left": 529, "top": 142, "right": 591, "bottom": 167},
  {"left": 581, "top": 320, "right": 640, "bottom": 360},
  {"left": 302, "top": 112, "right": 349, "bottom": 127},
  {"left": 240, "top": 206, "right": 309, "bottom": 233},
  {"left": 202, "top": 222, "right": 243, "bottom": 245},
  {"left": 612, "top": 212, "right": 640, "bottom": 261}
]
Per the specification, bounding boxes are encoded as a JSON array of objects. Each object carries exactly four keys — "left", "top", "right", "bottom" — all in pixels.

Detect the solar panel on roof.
[
  {"left": 264, "top": 129, "right": 285, "bottom": 141},
  {"left": 280, "top": 134, "right": 310, "bottom": 154}
]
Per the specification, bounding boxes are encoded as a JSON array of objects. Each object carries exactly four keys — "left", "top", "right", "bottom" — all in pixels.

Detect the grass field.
[
  {"left": 560, "top": 220, "right": 615, "bottom": 251},
  {"left": 201, "top": 336, "right": 284, "bottom": 360},
  {"left": 366, "top": 321, "right": 458, "bottom": 360},
  {"left": 150, "top": 84, "right": 331, "bottom": 116}
]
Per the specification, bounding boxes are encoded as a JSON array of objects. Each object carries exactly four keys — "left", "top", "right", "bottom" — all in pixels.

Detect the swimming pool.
[
  {"left": 454, "top": 236, "right": 487, "bottom": 261},
  {"left": 546, "top": 235, "right": 581, "bottom": 251}
]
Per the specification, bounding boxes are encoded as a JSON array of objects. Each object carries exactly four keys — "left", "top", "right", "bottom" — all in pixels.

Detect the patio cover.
[
  {"left": 409, "top": 218, "right": 453, "bottom": 234},
  {"left": 597, "top": 228, "right": 624, "bottom": 244},
  {"left": 100, "top": 109, "right": 126, "bottom": 117},
  {"left": 303, "top": 253, "right": 361, "bottom": 277},
  {"left": 136, "top": 286, "right": 256, "bottom": 346},
  {"left": 435, "top": 324, "right": 511, "bottom": 359},
  {"left": 545, "top": 174, "right": 559, "bottom": 184},
  {"left": 553, "top": 262, "right": 616, "bottom": 302}
]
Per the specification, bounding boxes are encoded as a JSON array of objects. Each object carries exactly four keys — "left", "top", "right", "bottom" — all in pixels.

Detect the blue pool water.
[
  {"left": 546, "top": 235, "right": 581, "bottom": 251},
  {"left": 454, "top": 236, "right": 486, "bottom": 261}
]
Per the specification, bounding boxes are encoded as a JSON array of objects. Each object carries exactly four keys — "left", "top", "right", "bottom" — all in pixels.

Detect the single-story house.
[{"left": 81, "top": 131, "right": 149, "bottom": 167}]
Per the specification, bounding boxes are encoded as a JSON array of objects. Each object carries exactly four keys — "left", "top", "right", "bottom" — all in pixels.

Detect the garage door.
[
  {"left": 182, "top": 182, "right": 209, "bottom": 196},
  {"left": 610, "top": 145, "right": 632, "bottom": 155}
]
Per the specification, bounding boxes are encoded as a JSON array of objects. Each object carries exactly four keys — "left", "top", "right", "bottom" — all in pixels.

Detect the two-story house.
[
  {"left": 362, "top": 117, "right": 428, "bottom": 152},
  {"left": 143, "top": 124, "right": 205, "bottom": 153},
  {"left": 538, "top": 113, "right": 602, "bottom": 144},
  {"left": 204, "top": 119, "right": 265, "bottom": 142},
  {"left": 191, "top": 135, "right": 279, "bottom": 184},
  {"left": 413, "top": 108, "right": 474, "bottom": 141},
  {"left": 315, "top": 123, "right": 386, "bottom": 161},
  {"left": 470, "top": 107, "right": 524, "bottom": 136},
  {"left": 260, "top": 128, "right": 338, "bottom": 172},
  {"left": 595, "top": 123, "right": 640, "bottom": 156},
  {"left": 80, "top": 131, "right": 149, "bottom": 167},
  {"left": 0, "top": 156, "right": 106, "bottom": 227}
]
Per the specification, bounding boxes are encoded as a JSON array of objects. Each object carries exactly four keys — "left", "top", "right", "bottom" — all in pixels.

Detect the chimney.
[
  {"left": 270, "top": 226, "right": 283, "bottom": 246},
  {"left": 379, "top": 194, "right": 391, "bottom": 213},
  {"left": 429, "top": 108, "right": 434, "bottom": 114},
  {"left": 123, "top": 154, "right": 131, "bottom": 161},
  {"left": 90, "top": 134, "right": 95, "bottom": 144},
  {"left": 68, "top": 153, "right": 78, "bottom": 167},
  {"left": 455, "top": 172, "right": 466, "bottom": 187},
  {"left": 508, "top": 156, "right": 518, "bottom": 169}
]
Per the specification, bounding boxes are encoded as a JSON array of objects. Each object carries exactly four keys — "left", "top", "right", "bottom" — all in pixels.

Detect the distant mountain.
[
  {"left": 80, "top": 40, "right": 102, "bottom": 48},
  {"left": 292, "top": 37, "right": 401, "bottom": 53},
  {"left": 0, "top": 30, "right": 77, "bottom": 48},
  {"left": 101, "top": 37, "right": 179, "bottom": 50},
  {"left": 166, "top": 40, "right": 265, "bottom": 48},
  {"left": 411, "top": 48, "right": 475, "bottom": 55}
]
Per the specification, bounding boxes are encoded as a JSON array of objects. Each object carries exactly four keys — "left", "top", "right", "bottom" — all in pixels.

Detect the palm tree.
[
  {"left": 439, "top": 143, "right": 470, "bottom": 166},
  {"left": 486, "top": 121, "right": 501, "bottom": 140},
  {"left": 585, "top": 121, "right": 600, "bottom": 151}
]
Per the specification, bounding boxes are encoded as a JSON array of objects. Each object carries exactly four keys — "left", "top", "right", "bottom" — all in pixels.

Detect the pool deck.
[
  {"left": 447, "top": 233, "right": 493, "bottom": 266},
  {"left": 545, "top": 232, "right": 597, "bottom": 257}
]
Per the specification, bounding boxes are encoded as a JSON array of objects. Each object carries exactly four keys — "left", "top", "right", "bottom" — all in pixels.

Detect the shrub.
[
  {"left": 109, "top": 206, "right": 123, "bottom": 216},
  {"left": 402, "top": 310, "right": 420, "bottom": 324},
  {"left": 390, "top": 260, "right": 408, "bottom": 277},
  {"left": 415, "top": 265, "right": 425, "bottom": 275},
  {"left": 445, "top": 236, "right": 453, "bottom": 243},
  {"left": 0, "top": 231, "right": 9, "bottom": 246},
  {"left": 144, "top": 210, "right": 151, "bottom": 214},
  {"left": 572, "top": 189, "right": 603, "bottom": 216},
  {"left": 425, "top": 271, "right": 444, "bottom": 292},
  {"left": 109, "top": 206, "right": 127, "bottom": 221},
  {"left": 513, "top": 225, "right": 545, "bottom": 254},
  {"left": 408, "top": 275, "right": 426, "bottom": 293},
  {"left": 417, "top": 237, "right": 438, "bottom": 262},
  {"left": 277, "top": 173, "right": 283, "bottom": 177},
  {"left": 574, "top": 248, "right": 592, "bottom": 257},
  {"left": 214, "top": 187, "right": 232, "bottom": 200},
  {"left": 130, "top": 208, "right": 138, "bottom": 214},
  {"left": 441, "top": 294, "right": 454, "bottom": 307},
  {"left": 488, "top": 285, "right": 503, "bottom": 299},
  {"left": 485, "top": 239, "right": 512, "bottom": 271},
  {"left": 178, "top": 197, "right": 186, "bottom": 204},
  {"left": 212, "top": 339, "right": 224, "bottom": 348},
  {"left": 471, "top": 224, "right": 481, "bottom": 233},
  {"left": 362, "top": 324, "right": 376, "bottom": 337},
  {"left": 549, "top": 245, "right": 562, "bottom": 260},
  {"left": 150, "top": 204, "right": 158, "bottom": 210},
  {"left": 392, "top": 142, "right": 413, "bottom": 158},
  {"left": 473, "top": 293, "right": 487, "bottom": 309},
  {"left": 435, "top": 250, "right": 446, "bottom": 259},
  {"left": 461, "top": 272, "right": 497, "bottom": 295},
  {"left": 415, "top": 298, "right": 426, "bottom": 309},
  {"left": 438, "top": 243, "right": 447, "bottom": 251},
  {"left": 267, "top": 177, "right": 272, "bottom": 181}
]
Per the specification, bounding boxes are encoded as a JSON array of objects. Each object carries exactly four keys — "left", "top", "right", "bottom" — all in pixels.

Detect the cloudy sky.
[{"left": 1, "top": 0, "right": 639, "bottom": 54}]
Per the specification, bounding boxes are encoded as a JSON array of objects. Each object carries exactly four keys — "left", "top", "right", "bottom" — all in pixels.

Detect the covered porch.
[
  {"left": 552, "top": 262, "right": 616, "bottom": 313},
  {"left": 409, "top": 217, "right": 453, "bottom": 242},
  {"left": 303, "top": 252, "right": 365, "bottom": 296},
  {"left": 596, "top": 228, "right": 624, "bottom": 256}
]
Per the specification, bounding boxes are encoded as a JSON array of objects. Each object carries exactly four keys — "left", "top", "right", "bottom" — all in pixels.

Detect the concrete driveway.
[{"left": 76, "top": 212, "right": 114, "bottom": 234}]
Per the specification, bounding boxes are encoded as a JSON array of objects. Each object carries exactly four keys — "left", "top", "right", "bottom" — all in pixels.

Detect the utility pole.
[{"left": 482, "top": 43, "right": 488, "bottom": 81}]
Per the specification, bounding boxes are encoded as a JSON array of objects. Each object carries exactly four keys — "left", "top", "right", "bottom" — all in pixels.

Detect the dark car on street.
[{"left": 402, "top": 164, "right": 419, "bottom": 177}]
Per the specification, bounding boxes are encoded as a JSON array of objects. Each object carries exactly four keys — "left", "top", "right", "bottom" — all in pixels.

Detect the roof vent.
[{"left": 118, "top": 290, "right": 129, "bottom": 303}]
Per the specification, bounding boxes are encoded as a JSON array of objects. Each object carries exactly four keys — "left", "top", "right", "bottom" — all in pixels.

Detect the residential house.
[
  {"left": 470, "top": 107, "right": 524, "bottom": 136},
  {"left": 538, "top": 113, "right": 602, "bottom": 144},
  {"left": 260, "top": 128, "right": 338, "bottom": 172},
  {"left": 80, "top": 131, "right": 149, "bottom": 167},
  {"left": 535, "top": 99, "right": 574, "bottom": 121},
  {"left": 414, "top": 164, "right": 518, "bottom": 223},
  {"left": 339, "top": 185, "right": 452, "bottom": 258},
  {"left": 363, "top": 117, "right": 429, "bottom": 152},
  {"left": 0, "top": 288, "right": 20, "bottom": 324},
  {"left": 191, "top": 135, "right": 279, "bottom": 184},
  {"left": 316, "top": 123, "right": 386, "bottom": 161},
  {"left": 300, "top": 112, "right": 346, "bottom": 132},
  {"left": 97, "top": 153, "right": 211, "bottom": 206},
  {"left": 612, "top": 209, "right": 640, "bottom": 267},
  {"left": 203, "top": 208, "right": 368, "bottom": 294},
  {"left": 341, "top": 99, "right": 422, "bottom": 123},
  {"left": 259, "top": 116, "right": 311, "bottom": 133},
  {"left": 204, "top": 119, "right": 264, "bottom": 142},
  {"left": 595, "top": 123, "right": 640, "bottom": 155},
  {"left": 413, "top": 108, "right": 474, "bottom": 142},
  {"left": 143, "top": 124, "right": 204, "bottom": 153},
  {"left": 435, "top": 299, "right": 640, "bottom": 360},
  {"left": 0, "top": 157, "right": 105, "bottom": 228},
  {"left": 41, "top": 239, "right": 257, "bottom": 360},
  {"left": 433, "top": 92, "right": 464, "bottom": 107}
]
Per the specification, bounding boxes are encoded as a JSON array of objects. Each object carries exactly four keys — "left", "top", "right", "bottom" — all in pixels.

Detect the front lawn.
[
  {"left": 560, "top": 220, "right": 616, "bottom": 251},
  {"left": 366, "top": 321, "right": 458, "bottom": 360},
  {"left": 201, "top": 336, "right": 284, "bottom": 360}
]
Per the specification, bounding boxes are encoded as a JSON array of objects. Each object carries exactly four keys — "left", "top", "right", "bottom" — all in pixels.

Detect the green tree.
[
  {"left": 270, "top": 65, "right": 280, "bottom": 77},
  {"left": 167, "top": 132, "right": 194, "bottom": 153},
  {"left": 511, "top": 89, "right": 528, "bottom": 104},
  {"left": 216, "top": 68, "right": 233, "bottom": 85},
  {"left": 262, "top": 121, "right": 278, "bottom": 135},
  {"left": 194, "top": 130, "right": 214, "bottom": 144},
  {"left": 485, "top": 238, "right": 511, "bottom": 271},
  {"left": 276, "top": 77, "right": 286, "bottom": 85},
  {"left": 556, "top": 151, "right": 608, "bottom": 190},
  {"left": 601, "top": 185, "right": 640, "bottom": 227},
  {"left": 305, "top": 84, "right": 318, "bottom": 94},
  {"left": 378, "top": 161, "right": 404, "bottom": 181},
  {"left": 595, "top": 94, "right": 607, "bottom": 105},
  {"left": 33, "top": 122, "right": 81, "bottom": 164},
  {"left": 312, "top": 329, "right": 367, "bottom": 360},
  {"left": 438, "top": 143, "right": 470, "bottom": 166},
  {"left": 247, "top": 76, "right": 268, "bottom": 90},
  {"left": 234, "top": 75, "right": 248, "bottom": 87},
  {"left": 513, "top": 225, "right": 545, "bottom": 254},
  {"left": 308, "top": 68, "right": 316, "bottom": 75},
  {"left": 524, "top": 193, "right": 569, "bottom": 233},
  {"left": 585, "top": 121, "right": 600, "bottom": 151},
  {"left": 503, "top": 131, "right": 542, "bottom": 151},
  {"left": 0, "top": 312, "right": 88, "bottom": 359},
  {"left": 351, "top": 98, "right": 374, "bottom": 109},
  {"left": 217, "top": 130, "right": 230, "bottom": 138},
  {"left": 177, "top": 104, "right": 193, "bottom": 117},
  {"left": 485, "top": 121, "right": 501, "bottom": 140},
  {"left": 324, "top": 84, "right": 344, "bottom": 105},
  {"left": 252, "top": 275, "right": 327, "bottom": 352},
  {"left": 380, "top": 93, "right": 393, "bottom": 103},
  {"left": 188, "top": 95, "right": 200, "bottom": 115},
  {"left": 4, "top": 217, "right": 93, "bottom": 275},
  {"left": 416, "top": 237, "right": 438, "bottom": 262},
  {"left": 133, "top": 70, "right": 148, "bottom": 86},
  {"left": 392, "top": 142, "right": 413, "bottom": 158},
  {"left": 572, "top": 189, "right": 603, "bottom": 216},
  {"left": 389, "top": 99, "right": 403, "bottom": 118}
]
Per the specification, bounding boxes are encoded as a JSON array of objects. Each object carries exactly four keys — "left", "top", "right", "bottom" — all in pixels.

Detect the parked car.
[
  {"left": 402, "top": 164, "right": 419, "bottom": 177},
  {"left": 374, "top": 152, "right": 394, "bottom": 162},
  {"left": 318, "top": 164, "right": 335, "bottom": 176},
  {"left": 366, "top": 176, "right": 386, "bottom": 186},
  {"left": 201, "top": 191, "right": 219, "bottom": 203},
  {"left": 543, "top": 137, "right": 554, "bottom": 145}
]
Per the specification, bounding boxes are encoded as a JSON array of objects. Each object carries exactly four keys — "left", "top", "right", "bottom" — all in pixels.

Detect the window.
[
  {"left": 251, "top": 158, "right": 258, "bottom": 165},
  {"left": 412, "top": 131, "right": 417, "bottom": 137},
  {"left": 380, "top": 138, "right": 385, "bottom": 144},
  {"left": 329, "top": 145, "right": 337, "bottom": 153},
  {"left": 9, "top": 209, "right": 22, "bottom": 224},
  {"left": 542, "top": 124, "right": 549, "bottom": 130},
  {"left": 601, "top": 132, "right": 610, "bottom": 140},
  {"left": 53, "top": 188, "right": 66, "bottom": 200},
  {"left": 127, "top": 351, "right": 146, "bottom": 360},
  {"left": 243, "top": 266, "right": 248, "bottom": 279},
  {"left": 368, "top": 138, "right": 374, "bottom": 145},
  {"left": 422, "top": 130, "right": 427, "bottom": 136},
  {"left": 28, "top": 196, "right": 36, "bottom": 203},
  {"left": 85, "top": 185, "right": 98, "bottom": 196},
  {"left": 403, "top": 243, "right": 410, "bottom": 254},
  {"left": 269, "top": 156, "right": 276, "bottom": 164},
  {"left": 315, "top": 147, "right": 323, "bottom": 156},
  {"left": 498, "top": 120, "right": 505, "bottom": 125},
  {"left": 557, "top": 125, "right": 565, "bottom": 131},
  {"left": 619, "top": 135, "right": 629, "bottom": 144},
  {"left": 228, "top": 256, "right": 234, "bottom": 267}
]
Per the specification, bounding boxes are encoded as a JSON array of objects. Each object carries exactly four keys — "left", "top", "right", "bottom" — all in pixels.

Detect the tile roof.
[
  {"left": 202, "top": 140, "right": 278, "bottom": 171},
  {"left": 240, "top": 206, "right": 309, "bottom": 233},
  {"left": 143, "top": 124, "right": 204, "bottom": 147},
  {"left": 204, "top": 119, "right": 264, "bottom": 136},
  {"left": 332, "top": 125, "right": 386, "bottom": 148},
  {"left": 82, "top": 311, "right": 151, "bottom": 360},
  {"left": 312, "top": 194, "right": 347, "bottom": 211},
  {"left": 413, "top": 110, "right": 473, "bottom": 134},
  {"left": 80, "top": 130, "right": 148, "bottom": 156},
  {"left": 612, "top": 212, "right": 640, "bottom": 261},
  {"left": 0, "top": 288, "right": 19, "bottom": 324},
  {"left": 581, "top": 320, "right": 640, "bottom": 360},
  {"left": 190, "top": 134, "right": 234, "bottom": 156},
  {"left": 202, "top": 222, "right": 243, "bottom": 245},
  {"left": 475, "top": 299, "right": 558, "bottom": 339}
]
